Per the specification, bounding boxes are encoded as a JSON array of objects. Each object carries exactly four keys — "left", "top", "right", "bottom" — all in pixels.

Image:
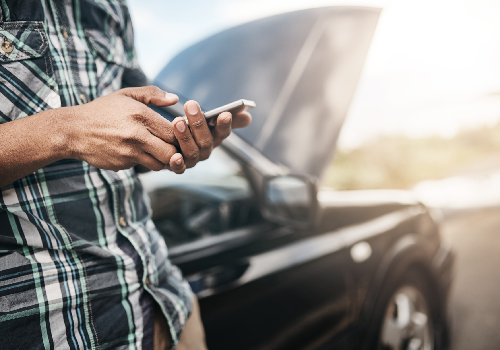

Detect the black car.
[{"left": 141, "top": 6, "right": 454, "bottom": 350}]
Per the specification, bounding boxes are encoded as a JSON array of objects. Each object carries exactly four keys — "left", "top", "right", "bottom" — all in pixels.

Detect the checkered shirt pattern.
[{"left": 0, "top": 1, "right": 193, "bottom": 349}]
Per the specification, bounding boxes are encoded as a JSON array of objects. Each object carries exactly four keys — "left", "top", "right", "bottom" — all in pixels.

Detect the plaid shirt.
[{"left": 0, "top": 1, "right": 193, "bottom": 349}]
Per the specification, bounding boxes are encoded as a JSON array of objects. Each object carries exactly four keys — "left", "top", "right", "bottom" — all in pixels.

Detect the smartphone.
[
  {"left": 181, "top": 99, "right": 256, "bottom": 124},
  {"left": 203, "top": 99, "right": 256, "bottom": 119},
  {"left": 155, "top": 98, "right": 256, "bottom": 125}
]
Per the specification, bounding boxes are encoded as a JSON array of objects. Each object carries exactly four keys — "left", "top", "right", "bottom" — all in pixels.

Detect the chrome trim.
[{"left": 170, "top": 223, "right": 279, "bottom": 264}]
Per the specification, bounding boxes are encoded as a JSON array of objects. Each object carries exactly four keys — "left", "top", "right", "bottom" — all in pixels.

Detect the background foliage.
[{"left": 323, "top": 121, "right": 500, "bottom": 190}]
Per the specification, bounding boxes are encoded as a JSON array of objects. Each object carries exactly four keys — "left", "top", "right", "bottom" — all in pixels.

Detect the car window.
[{"left": 139, "top": 148, "right": 259, "bottom": 247}]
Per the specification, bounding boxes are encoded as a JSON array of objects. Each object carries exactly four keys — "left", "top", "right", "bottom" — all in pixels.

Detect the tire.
[{"left": 364, "top": 267, "right": 447, "bottom": 350}]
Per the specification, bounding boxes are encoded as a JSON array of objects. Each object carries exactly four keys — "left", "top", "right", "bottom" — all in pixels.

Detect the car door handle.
[{"left": 187, "top": 262, "right": 250, "bottom": 295}]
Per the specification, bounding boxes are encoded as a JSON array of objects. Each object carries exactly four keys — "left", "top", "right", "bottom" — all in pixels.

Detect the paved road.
[{"left": 441, "top": 207, "right": 500, "bottom": 349}]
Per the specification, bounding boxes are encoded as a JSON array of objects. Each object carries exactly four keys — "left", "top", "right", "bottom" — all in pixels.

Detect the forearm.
[{"left": 0, "top": 108, "right": 72, "bottom": 188}]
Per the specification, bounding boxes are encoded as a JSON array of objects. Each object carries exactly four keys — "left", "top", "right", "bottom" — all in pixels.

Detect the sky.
[{"left": 128, "top": 0, "right": 500, "bottom": 149}]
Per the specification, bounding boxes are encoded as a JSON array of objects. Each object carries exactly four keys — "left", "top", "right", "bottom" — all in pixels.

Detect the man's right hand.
[{"left": 66, "top": 86, "right": 186, "bottom": 173}]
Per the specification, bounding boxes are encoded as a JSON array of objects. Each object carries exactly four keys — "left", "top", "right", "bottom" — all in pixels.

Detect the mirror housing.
[{"left": 262, "top": 175, "right": 319, "bottom": 229}]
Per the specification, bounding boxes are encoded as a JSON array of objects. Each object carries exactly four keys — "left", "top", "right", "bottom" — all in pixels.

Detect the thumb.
[{"left": 118, "top": 85, "right": 179, "bottom": 106}]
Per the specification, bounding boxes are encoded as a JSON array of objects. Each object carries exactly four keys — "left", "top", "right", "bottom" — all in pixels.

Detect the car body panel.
[{"left": 142, "top": 143, "right": 452, "bottom": 348}]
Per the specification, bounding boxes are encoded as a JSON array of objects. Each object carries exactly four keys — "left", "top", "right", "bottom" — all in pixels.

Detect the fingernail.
[
  {"left": 165, "top": 92, "right": 178, "bottom": 101},
  {"left": 175, "top": 120, "right": 186, "bottom": 132},
  {"left": 187, "top": 101, "right": 199, "bottom": 115},
  {"left": 222, "top": 114, "right": 232, "bottom": 123},
  {"left": 175, "top": 155, "right": 183, "bottom": 165}
]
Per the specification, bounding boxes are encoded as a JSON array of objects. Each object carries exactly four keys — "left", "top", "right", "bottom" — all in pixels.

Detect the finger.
[
  {"left": 172, "top": 117, "right": 200, "bottom": 168},
  {"left": 212, "top": 112, "right": 232, "bottom": 147},
  {"left": 136, "top": 153, "right": 165, "bottom": 172},
  {"left": 207, "top": 117, "right": 217, "bottom": 128},
  {"left": 118, "top": 85, "right": 179, "bottom": 106},
  {"left": 184, "top": 100, "right": 213, "bottom": 161},
  {"left": 232, "top": 110, "right": 252, "bottom": 129},
  {"left": 165, "top": 153, "right": 186, "bottom": 174},
  {"left": 140, "top": 107, "right": 179, "bottom": 146},
  {"left": 142, "top": 132, "right": 178, "bottom": 165},
  {"left": 230, "top": 105, "right": 247, "bottom": 115}
]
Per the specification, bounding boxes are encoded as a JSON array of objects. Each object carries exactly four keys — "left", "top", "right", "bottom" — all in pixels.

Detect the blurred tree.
[{"left": 324, "top": 121, "right": 500, "bottom": 190}]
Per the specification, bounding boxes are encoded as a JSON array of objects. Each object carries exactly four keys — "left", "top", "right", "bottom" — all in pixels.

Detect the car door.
[{"left": 140, "top": 148, "right": 353, "bottom": 350}]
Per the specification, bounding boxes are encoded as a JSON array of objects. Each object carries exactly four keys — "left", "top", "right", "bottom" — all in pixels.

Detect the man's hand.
[
  {"left": 167, "top": 100, "right": 252, "bottom": 173},
  {"left": 65, "top": 86, "right": 184, "bottom": 172},
  {"left": 66, "top": 86, "right": 251, "bottom": 174}
]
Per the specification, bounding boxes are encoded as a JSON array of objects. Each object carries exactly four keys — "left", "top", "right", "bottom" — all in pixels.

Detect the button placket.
[{"left": 110, "top": 172, "right": 152, "bottom": 291}]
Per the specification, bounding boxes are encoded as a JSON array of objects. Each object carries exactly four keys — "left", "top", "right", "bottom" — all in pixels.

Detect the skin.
[
  {"left": 154, "top": 297, "right": 207, "bottom": 350},
  {"left": 0, "top": 85, "right": 252, "bottom": 188}
]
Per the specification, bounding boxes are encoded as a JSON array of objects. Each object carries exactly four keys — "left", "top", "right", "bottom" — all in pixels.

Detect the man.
[{"left": 0, "top": 1, "right": 251, "bottom": 349}]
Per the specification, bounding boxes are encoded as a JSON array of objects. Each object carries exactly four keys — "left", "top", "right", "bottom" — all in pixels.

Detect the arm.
[
  {"left": 0, "top": 107, "right": 71, "bottom": 187},
  {"left": 0, "top": 86, "right": 179, "bottom": 188},
  {"left": 0, "top": 86, "right": 250, "bottom": 188}
]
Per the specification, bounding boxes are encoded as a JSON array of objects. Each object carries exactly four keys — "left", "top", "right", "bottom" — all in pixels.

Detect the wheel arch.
[{"left": 358, "top": 232, "right": 450, "bottom": 349}]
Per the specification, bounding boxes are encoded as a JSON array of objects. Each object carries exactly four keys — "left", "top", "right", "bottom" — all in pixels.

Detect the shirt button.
[
  {"left": 79, "top": 93, "right": 87, "bottom": 104},
  {"left": 61, "top": 27, "right": 69, "bottom": 39},
  {"left": 1, "top": 41, "right": 13, "bottom": 53},
  {"left": 118, "top": 216, "right": 127, "bottom": 228}
]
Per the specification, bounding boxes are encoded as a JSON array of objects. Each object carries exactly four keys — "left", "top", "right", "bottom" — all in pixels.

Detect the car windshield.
[{"left": 139, "top": 148, "right": 259, "bottom": 247}]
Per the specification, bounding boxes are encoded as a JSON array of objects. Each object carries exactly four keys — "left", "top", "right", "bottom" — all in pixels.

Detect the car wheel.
[
  {"left": 365, "top": 267, "right": 445, "bottom": 350},
  {"left": 379, "top": 285, "right": 433, "bottom": 350}
]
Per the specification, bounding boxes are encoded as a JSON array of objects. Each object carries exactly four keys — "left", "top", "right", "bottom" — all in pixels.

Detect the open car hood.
[{"left": 154, "top": 6, "right": 380, "bottom": 179}]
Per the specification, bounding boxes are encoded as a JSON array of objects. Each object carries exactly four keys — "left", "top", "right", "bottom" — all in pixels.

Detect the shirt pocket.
[
  {"left": 85, "top": 28, "right": 132, "bottom": 96},
  {"left": 0, "top": 21, "right": 60, "bottom": 123}
]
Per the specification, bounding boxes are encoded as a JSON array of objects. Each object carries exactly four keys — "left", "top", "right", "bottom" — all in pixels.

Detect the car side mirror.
[{"left": 262, "top": 175, "right": 318, "bottom": 229}]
